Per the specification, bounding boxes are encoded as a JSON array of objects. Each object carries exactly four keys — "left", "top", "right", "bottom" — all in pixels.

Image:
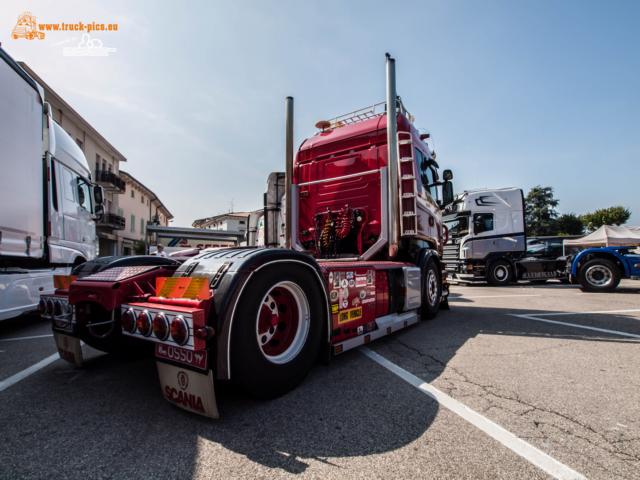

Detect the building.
[
  {"left": 192, "top": 212, "right": 253, "bottom": 233},
  {"left": 20, "top": 62, "right": 127, "bottom": 256},
  {"left": 117, "top": 171, "right": 173, "bottom": 255}
]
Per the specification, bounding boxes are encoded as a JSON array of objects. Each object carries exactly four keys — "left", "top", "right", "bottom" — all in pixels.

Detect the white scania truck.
[
  {"left": 442, "top": 188, "right": 568, "bottom": 285},
  {"left": 0, "top": 47, "right": 103, "bottom": 321}
]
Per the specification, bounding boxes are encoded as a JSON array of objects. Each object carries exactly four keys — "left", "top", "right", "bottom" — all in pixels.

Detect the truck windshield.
[{"left": 444, "top": 213, "right": 469, "bottom": 238}]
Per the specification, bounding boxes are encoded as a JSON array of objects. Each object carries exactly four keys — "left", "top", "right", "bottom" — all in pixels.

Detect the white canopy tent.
[{"left": 563, "top": 225, "right": 640, "bottom": 248}]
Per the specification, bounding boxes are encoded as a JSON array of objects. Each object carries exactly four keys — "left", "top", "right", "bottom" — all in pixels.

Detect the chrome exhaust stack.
[
  {"left": 385, "top": 53, "right": 400, "bottom": 258},
  {"left": 284, "top": 96, "right": 294, "bottom": 249}
]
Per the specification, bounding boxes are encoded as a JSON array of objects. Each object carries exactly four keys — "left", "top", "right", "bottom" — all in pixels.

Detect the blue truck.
[{"left": 570, "top": 246, "right": 640, "bottom": 291}]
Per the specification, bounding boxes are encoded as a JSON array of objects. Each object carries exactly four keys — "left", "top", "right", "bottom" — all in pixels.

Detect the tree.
[
  {"left": 580, "top": 206, "right": 631, "bottom": 231},
  {"left": 554, "top": 213, "right": 584, "bottom": 235},
  {"left": 525, "top": 186, "right": 559, "bottom": 236}
]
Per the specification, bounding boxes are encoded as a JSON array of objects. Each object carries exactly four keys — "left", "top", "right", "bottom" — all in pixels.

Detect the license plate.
[
  {"left": 53, "top": 331, "right": 83, "bottom": 367},
  {"left": 155, "top": 343, "right": 207, "bottom": 370}
]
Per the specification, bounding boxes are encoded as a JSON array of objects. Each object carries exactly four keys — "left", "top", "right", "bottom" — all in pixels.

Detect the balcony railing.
[
  {"left": 97, "top": 213, "right": 126, "bottom": 230},
  {"left": 95, "top": 170, "right": 126, "bottom": 192}
]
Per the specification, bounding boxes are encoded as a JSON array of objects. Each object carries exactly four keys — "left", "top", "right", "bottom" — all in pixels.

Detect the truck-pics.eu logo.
[
  {"left": 11, "top": 12, "right": 44, "bottom": 40},
  {"left": 11, "top": 11, "right": 119, "bottom": 56}
]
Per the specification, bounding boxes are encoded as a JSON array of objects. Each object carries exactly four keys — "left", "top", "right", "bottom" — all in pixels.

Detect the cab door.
[
  {"left": 59, "top": 164, "right": 95, "bottom": 248},
  {"left": 59, "top": 163, "right": 81, "bottom": 244}
]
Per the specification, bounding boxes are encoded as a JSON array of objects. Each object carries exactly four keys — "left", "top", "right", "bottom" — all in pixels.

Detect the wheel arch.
[
  {"left": 215, "top": 253, "right": 329, "bottom": 380},
  {"left": 415, "top": 247, "right": 442, "bottom": 274},
  {"left": 573, "top": 250, "right": 627, "bottom": 277}
]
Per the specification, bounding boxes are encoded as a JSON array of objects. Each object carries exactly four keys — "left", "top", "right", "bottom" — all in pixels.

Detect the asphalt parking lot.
[{"left": 1, "top": 281, "right": 639, "bottom": 480}]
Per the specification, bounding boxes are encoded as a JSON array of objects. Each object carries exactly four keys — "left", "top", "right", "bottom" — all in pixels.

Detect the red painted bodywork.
[
  {"left": 319, "top": 260, "right": 411, "bottom": 343},
  {"left": 69, "top": 266, "right": 178, "bottom": 311},
  {"left": 294, "top": 113, "right": 432, "bottom": 257}
]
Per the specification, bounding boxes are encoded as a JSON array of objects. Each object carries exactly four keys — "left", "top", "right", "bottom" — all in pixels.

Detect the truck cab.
[
  {"left": 443, "top": 188, "right": 526, "bottom": 284},
  {"left": 47, "top": 118, "right": 101, "bottom": 265},
  {"left": 0, "top": 46, "right": 102, "bottom": 321}
]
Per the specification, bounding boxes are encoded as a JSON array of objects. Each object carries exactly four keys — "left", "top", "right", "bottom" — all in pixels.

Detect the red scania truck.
[{"left": 43, "top": 54, "right": 455, "bottom": 418}]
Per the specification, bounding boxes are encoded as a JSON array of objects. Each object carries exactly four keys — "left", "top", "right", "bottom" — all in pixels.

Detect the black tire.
[
  {"left": 420, "top": 259, "right": 442, "bottom": 320},
  {"left": 230, "top": 264, "right": 324, "bottom": 398},
  {"left": 487, "top": 259, "right": 513, "bottom": 286},
  {"left": 577, "top": 258, "right": 621, "bottom": 292}
]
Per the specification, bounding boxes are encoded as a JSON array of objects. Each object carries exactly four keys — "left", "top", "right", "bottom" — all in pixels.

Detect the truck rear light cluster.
[
  {"left": 170, "top": 316, "right": 189, "bottom": 346},
  {"left": 152, "top": 313, "right": 169, "bottom": 340},
  {"left": 39, "top": 295, "right": 71, "bottom": 318},
  {"left": 120, "top": 303, "right": 205, "bottom": 350},
  {"left": 136, "top": 310, "right": 153, "bottom": 337},
  {"left": 122, "top": 308, "right": 137, "bottom": 333},
  {"left": 40, "top": 295, "right": 73, "bottom": 330}
]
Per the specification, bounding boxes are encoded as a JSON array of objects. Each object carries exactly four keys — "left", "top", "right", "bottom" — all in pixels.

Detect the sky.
[{"left": 2, "top": 0, "right": 639, "bottom": 227}]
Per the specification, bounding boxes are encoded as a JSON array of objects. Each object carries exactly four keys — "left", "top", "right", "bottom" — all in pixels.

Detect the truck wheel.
[
  {"left": 230, "top": 264, "right": 324, "bottom": 399},
  {"left": 487, "top": 260, "right": 512, "bottom": 286},
  {"left": 578, "top": 259, "right": 620, "bottom": 292},
  {"left": 420, "top": 259, "right": 441, "bottom": 320}
]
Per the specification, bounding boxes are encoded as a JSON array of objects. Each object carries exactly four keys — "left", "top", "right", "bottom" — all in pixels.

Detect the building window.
[
  {"left": 140, "top": 219, "right": 145, "bottom": 235},
  {"left": 239, "top": 220, "right": 246, "bottom": 225},
  {"left": 131, "top": 189, "right": 134, "bottom": 198},
  {"left": 141, "top": 195, "right": 145, "bottom": 204},
  {"left": 117, "top": 208, "right": 123, "bottom": 217},
  {"left": 131, "top": 214, "right": 135, "bottom": 233},
  {"left": 76, "top": 138, "right": 83, "bottom": 150}
]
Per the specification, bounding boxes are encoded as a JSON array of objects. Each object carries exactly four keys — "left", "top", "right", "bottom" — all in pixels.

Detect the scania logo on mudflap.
[
  {"left": 177, "top": 370, "right": 189, "bottom": 390},
  {"left": 156, "top": 362, "right": 219, "bottom": 418}
]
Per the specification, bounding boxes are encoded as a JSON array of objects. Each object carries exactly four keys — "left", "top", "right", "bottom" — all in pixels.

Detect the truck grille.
[{"left": 443, "top": 243, "right": 460, "bottom": 272}]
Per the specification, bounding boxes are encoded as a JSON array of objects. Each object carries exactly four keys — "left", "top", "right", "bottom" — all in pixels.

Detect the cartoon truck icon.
[{"left": 12, "top": 12, "right": 45, "bottom": 40}]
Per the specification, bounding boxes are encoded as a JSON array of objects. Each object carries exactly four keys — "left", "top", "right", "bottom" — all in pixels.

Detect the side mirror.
[
  {"left": 442, "top": 180, "right": 454, "bottom": 206},
  {"left": 443, "top": 169, "right": 453, "bottom": 181},
  {"left": 93, "top": 185, "right": 104, "bottom": 206},
  {"left": 93, "top": 203, "right": 104, "bottom": 221}
]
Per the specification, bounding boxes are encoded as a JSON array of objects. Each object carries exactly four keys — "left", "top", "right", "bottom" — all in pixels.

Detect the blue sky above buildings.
[{"left": 3, "top": 0, "right": 639, "bottom": 226}]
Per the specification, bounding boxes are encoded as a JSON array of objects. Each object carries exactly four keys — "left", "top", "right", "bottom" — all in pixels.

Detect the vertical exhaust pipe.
[
  {"left": 386, "top": 53, "right": 400, "bottom": 258},
  {"left": 284, "top": 96, "right": 294, "bottom": 249}
]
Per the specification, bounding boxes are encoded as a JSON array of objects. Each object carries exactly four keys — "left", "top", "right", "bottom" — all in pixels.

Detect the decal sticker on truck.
[{"left": 338, "top": 306, "right": 363, "bottom": 324}]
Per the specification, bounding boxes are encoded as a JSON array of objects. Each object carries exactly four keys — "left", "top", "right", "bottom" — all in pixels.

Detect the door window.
[
  {"left": 414, "top": 148, "right": 437, "bottom": 199},
  {"left": 77, "top": 178, "right": 92, "bottom": 212},
  {"left": 473, "top": 213, "right": 494, "bottom": 234}
]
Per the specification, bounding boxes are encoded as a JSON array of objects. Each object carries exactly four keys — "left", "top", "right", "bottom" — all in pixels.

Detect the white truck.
[
  {"left": 442, "top": 188, "right": 568, "bottom": 285},
  {"left": 0, "top": 47, "right": 103, "bottom": 321}
]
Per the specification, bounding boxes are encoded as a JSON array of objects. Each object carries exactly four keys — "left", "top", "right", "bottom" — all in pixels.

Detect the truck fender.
[
  {"left": 186, "top": 248, "right": 329, "bottom": 380},
  {"left": 415, "top": 248, "right": 442, "bottom": 275},
  {"left": 571, "top": 249, "right": 629, "bottom": 277}
]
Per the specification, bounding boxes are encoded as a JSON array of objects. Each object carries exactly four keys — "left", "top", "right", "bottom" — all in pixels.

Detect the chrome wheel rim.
[
  {"left": 494, "top": 265, "right": 508, "bottom": 281},
  {"left": 427, "top": 270, "right": 438, "bottom": 306},
  {"left": 256, "top": 281, "right": 310, "bottom": 365},
  {"left": 585, "top": 265, "right": 612, "bottom": 287}
]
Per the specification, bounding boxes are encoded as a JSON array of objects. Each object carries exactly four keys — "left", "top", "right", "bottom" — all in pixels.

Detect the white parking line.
[
  {"left": 362, "top": 348, "right": 586, "bottom": 480},
  {"left": 451, "top": 294, "right": 541, "bottom": 300},
  {"left": 510, "top": 314, "right": 640, "bottom": 339},
  {"left": 0, "top": 334, "right": 54, "bottom": 342},
  {"left": 0, "top": 352, "right": 60, "bottom": 393},
  {"left": 531, "top": 309, "right": 640, "bottom": 317}
]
